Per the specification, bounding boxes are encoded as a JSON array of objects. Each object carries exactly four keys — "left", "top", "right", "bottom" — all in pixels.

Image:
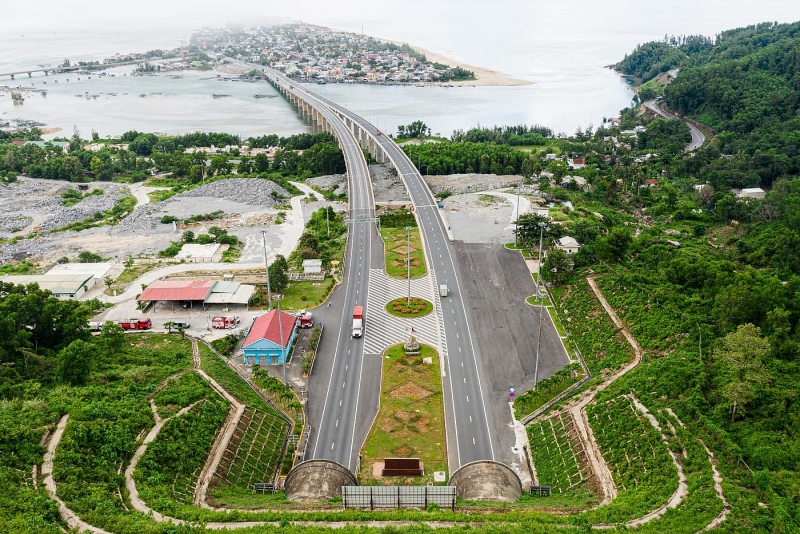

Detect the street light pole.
[
  {"left": 515, "top": 189, "right": 521, "bottom": 247},
  {"left": 326, "top": 205, "right": 330, "bottom": 238},
  {"left": 534, "top": 222, "right": 546, "bottom": 390},
  {"left": 261, "top": 230, "right": 272, "bottom": 311},
  {"left": 276, "top": 295, "right": 288, "bottom": 389},
  {"left": 405, "top": 226, "right": 412, "bottom": 307}
]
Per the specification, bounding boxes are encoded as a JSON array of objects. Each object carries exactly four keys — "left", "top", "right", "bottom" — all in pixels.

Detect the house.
[
  {"left": 302, "top": 259, "right": 323, "bottom": 274},
  {"left": 242, "top": 309, "right": 297, "bottom": 365},
  {"left": 555, "top": 236, "right": 581, "bottom": 255},
  {"left": 567, "top": 158, "right": 586, "bottom": 170},
  {"left": 738, "top": 187, "right": 766, "bottom": 199},
  {"left": 645, "top": 179, "right": 659, "bottom": 188}
]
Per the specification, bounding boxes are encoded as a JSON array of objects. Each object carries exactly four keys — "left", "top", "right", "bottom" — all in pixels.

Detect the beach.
[{"left": 376, "top": 36, "right": 534, "bottom": 87}]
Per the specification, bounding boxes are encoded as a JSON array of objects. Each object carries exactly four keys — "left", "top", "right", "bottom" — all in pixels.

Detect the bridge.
[
  {"left": 260, "top": 69, "right": 524, "bottom": 502},
  {"left": 0, "top": 66, "right": 82, "bottom": 80}
]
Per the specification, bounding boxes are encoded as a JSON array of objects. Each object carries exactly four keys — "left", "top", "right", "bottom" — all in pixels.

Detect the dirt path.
[
  {"left": 193, "top": 342, "right": 246, "bottom": 509},
  {"left": 622, "top": 395, "right": 688, "bottom": 527},
  {"left": 42, "top": 415, "right": 113, "bottom": 534},
  {"left": 556, "top": 276, "right": 646, "bottom": 505},
  {"left": 662, "top": 408, "right": 731, "bottom": 533}
]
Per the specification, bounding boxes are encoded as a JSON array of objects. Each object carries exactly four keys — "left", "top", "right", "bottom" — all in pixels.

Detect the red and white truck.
[
  {"left": 297, "top": 312, "right": 314, "bottom": 329},
  {"left": 352, "top": 306, "right": 364, "bottom": 338},
  {"left": 212, "top": 315, "right": 241, "bottom": 329},
  {"left": 118, "top": 318, "right": 152, "bottom": 330}
]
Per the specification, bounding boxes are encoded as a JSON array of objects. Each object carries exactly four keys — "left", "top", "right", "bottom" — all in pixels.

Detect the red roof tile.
[
  {"left": 243, "top": 310, "right": 295, "bottom": 348},
  {"left": 138, "top": 280, "right": 215, "bottom": 301}
]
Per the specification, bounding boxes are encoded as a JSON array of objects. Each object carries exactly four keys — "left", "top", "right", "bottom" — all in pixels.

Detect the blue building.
[{"left": 242, "top": 309, "right": 297, "bottom": 365}]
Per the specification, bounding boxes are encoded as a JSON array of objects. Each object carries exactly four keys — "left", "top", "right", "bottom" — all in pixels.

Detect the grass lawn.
[
  {"left": 270, "top": 277, "right": 336, "bottom": 311},
  {"left": 381, "top": 227, "right": 427, "bottom": 279},
  {"left": 360, "top": 343, "right": 447, "bottom": 486},
  {"left": 386, "top": 297, "right": 433, "bottom": 318},
  {"left": 526, "top": 294, "right": 553, "bottom": 307},
  {"left": 105, "top": 262, "right": 157, "bottom": 295}
]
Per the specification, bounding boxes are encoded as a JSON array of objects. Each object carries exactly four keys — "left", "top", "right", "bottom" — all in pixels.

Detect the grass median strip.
[
  {"left": 381, "top": 227, "right": 427, "bottom": 279},
  {"left": 360, "top": 343, "right": 446, "bottom": 486}
]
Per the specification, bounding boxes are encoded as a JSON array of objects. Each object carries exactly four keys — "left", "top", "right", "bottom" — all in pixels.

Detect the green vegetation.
[
  {"left": 288, "top": 206, "right": 347, "bottom": 271},
  {"left": 152, "top": 371, "right": 214, "bottom": 417},
  {"left": 277, "top": 276, "right": 336, "bottom": 311},
  {"left": 513, "top": 364, "right": 583, "bottom": 418},
  {"left": 360, "top": 344, "right": 446, "bottom": 486},
  {"left": 582, "top": 394, "right": 678, "bottom": 523},
  {"left": 381, "top": 226, "right": 427, "bottom": 279},
  {"left": 210, "top": 406, "right": 289, "bottom": 502},
  {"left": 197, "top": 342, "right": 276, "bottom": 415},
  {"left": 61, "top": 187, "right": 103, "bottom": 207},
  {"left": 135, "top": 396, "right": 229, "bottom": 514},
  {"left": 0, "top": 259, "right": 35, "bottom": 274},
  {"left": 526, "top": 413, "right": 598, "bottom": 497},
  {"left": 386, "top": 297, "right": 433, "bottom": 318},
  {"left": 211, "top": 334, "right": 239, "bottom": 357}
]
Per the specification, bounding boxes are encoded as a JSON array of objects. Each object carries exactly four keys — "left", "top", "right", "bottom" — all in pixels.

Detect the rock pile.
[{"left": 174, "top": 178, "right": 290, "bottom": 206}]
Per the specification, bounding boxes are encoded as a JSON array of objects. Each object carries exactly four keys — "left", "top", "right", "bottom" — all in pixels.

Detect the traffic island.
[
  {"left": 359, "top": 343, "right": 447, "bottom": 486},
  {"left": 385, "top": 297, "right": 433, "bottom": 318}
]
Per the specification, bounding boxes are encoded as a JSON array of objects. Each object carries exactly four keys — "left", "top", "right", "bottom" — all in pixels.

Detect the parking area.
[{"left": 453, "top": 242, "right": 570, "bottom": 471}]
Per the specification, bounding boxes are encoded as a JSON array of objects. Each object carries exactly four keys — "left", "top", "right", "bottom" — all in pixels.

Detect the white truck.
[
  {"left": 439, "top": 284, "right": 448, "bottom": 297},
  {"left": 352, "top": 305, "right": 364, "bottom": 338}
]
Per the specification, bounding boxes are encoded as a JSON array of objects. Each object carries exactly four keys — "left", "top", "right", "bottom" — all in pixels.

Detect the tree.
[
  {"left": 124, "top": 256, "right": 134, "bottom": 269},
  {"left": 713, "top": 323, "right": 771, "bottom": 422},
  {"left": 57, "top": 339, "right": 98, "bottom": 385},
  {"left": 547, "top": 160, "right": 568, "bottom": 179},
  {"left": 515, "top": 214, "right": 562, "bottom": 247},
  {"left": 182, "top": 230, "right": 195, "bottom": 243},
  {"left": 100, "top": 321, "right": 125, "bottom": 356},
  {"left": 542, "top": 249, "right": 574, "bottom": 286},
  {"left": 103, "top": 277, "right": 113, "bottom": 290},
  {"left": 595, "top": 227, "right": 633, "bottom": 263},
  {"left": 268, "top": 259, "right": 289, "bottom": 293},
  {"left": 77, "top": 251, "right": 103, "bottom": 263}
]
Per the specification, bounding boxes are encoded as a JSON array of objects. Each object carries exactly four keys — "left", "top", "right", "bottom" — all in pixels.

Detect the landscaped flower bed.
[{"left": 386, "top": 297, "right": 433, "bottom": 318}]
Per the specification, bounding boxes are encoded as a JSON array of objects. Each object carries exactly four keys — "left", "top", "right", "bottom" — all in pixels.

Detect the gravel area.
[
  {"left": 369, "top": 164, "right": 409, "bottom": 203},
  {"left": 174, "top": 178, "right": 289, "bottom": 206},
  {"left": 423, "top": 173, "right": 523, "bottom": 195},
  {"left": 307, "top": 174, "right": 347, "bottom": 197},
  {"left": 444, "top": 193, "right": 516, "bottom": 244}
]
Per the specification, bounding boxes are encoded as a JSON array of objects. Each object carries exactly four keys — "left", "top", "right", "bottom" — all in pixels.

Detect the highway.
[
  {"left": 644, "top": 99, "right": 705, "bottom": 151},
  {"left": 277, "top": 73, "right": 497, "bottom": 467},
  {"left": 265, "top": 73, "right": 380, "bottom": 472}
]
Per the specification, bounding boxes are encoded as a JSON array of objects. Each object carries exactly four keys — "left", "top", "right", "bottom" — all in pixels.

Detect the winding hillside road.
[{"left": 644, "top": 99, "right": 706, "bottom": 151}]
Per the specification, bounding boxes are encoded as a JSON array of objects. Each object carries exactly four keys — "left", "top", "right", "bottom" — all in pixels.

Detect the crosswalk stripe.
[{"left": 364, "top": 269, "right": 442, "bottom": 355}]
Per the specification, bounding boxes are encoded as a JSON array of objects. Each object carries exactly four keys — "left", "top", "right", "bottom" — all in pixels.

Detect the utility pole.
[
  {"left": 405, "top": 226, "right": 412, "bottom": 307},
  {"left": 261, "top": 230, "right": 272, "bottom": 311},
  {"left": 534, "top": 222, "right": 546, "bottom": 390},
  {"left": 326, "top": 205, "right": 330, "bottom": 238}
]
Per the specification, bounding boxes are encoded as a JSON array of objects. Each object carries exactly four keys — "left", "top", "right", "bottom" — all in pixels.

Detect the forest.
[{"left": 0, "top": 130, "right": 344, "bottom": 184}]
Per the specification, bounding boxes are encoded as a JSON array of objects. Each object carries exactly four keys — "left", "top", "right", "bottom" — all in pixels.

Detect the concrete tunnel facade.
[{"left": 284, "top": 459, "right": 358, "bottom": 502}]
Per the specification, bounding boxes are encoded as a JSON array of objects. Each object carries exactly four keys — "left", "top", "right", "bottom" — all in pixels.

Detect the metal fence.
[{"left": 342, "top": 486, "right": 456, "bottom": 510}]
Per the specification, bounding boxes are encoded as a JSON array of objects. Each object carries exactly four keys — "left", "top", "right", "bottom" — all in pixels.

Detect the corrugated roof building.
[
  {"left": 242, "top": 310, "right": 297, "bottom": 365},
  {"left": 1, "top": 274, "right": 94, "bottom": 300}
]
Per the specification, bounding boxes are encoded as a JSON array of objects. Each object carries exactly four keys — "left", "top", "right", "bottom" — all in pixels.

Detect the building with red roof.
[
  {"left": 242, "top": 309, "right": 297, "bottom": 365},
  {"left": 137, "top": 279, "right": 255, "bottom": 312}
]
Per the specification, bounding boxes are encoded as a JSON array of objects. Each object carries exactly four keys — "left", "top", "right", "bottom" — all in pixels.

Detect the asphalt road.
[
  {"left": 297, "top": 88, "right": 497, "bottom": 468},
  {"left": 265, "top": 73, "right": 381, "bottom": 473},
  {"left": 644, "top": 99, "right": 705, "bottom": 151}
]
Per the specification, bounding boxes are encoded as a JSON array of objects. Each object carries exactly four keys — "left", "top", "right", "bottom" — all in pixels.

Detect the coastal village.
[{"left": 192, "top": 24, "right": 475, "bottom": 84}]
